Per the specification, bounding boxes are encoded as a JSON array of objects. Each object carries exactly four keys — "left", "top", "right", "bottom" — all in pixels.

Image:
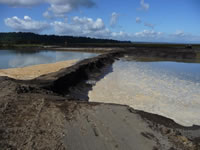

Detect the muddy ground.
[{"left": 0, "top": 48, "right": 200, "bottom": 150}]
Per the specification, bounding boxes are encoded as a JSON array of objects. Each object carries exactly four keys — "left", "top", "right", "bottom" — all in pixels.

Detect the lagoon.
[
  {"left": 89, "top": 58, "right": 200, "bottom": 126},
  {"left": 0, "top": 50, "right": 98, "bottom": 69}
]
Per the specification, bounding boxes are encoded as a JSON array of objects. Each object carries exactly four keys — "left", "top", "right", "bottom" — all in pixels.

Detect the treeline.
[{"left": 0, "top": 32, "right": 130, "bottom": 47}]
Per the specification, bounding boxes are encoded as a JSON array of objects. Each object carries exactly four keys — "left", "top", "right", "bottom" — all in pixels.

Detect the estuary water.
[
  {"left": 89, "top": 58, "right": 200, "bottom": 126},
  {"left": 0, "top": 50, "right": 98, "bottom": 69}
]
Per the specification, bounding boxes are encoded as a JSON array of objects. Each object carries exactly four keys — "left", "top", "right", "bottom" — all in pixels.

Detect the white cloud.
[
  {"left": 5, "top": 16, "right": 49, "bottom": 33},
  {"left": 111, "top": 31, "right": 132, "bottom": 41},
  {"left": 165, "top": 31, "right": 200, "bottom": 43},
  {"left": 51, "top": 16, "right": 132, "bottom": 40},
  {"left": 0, "top": 0, "right": 95, "bottom": 18},
  {"left": 169, "top": 31, "right": 200, "bottom": 43},
  {"left": 110, "top": 30, "right": 165, "bottom": 42},
  {"left": 45, "top": 0, "right": 95, "bottom": 18},
  {"left": 43, "top": 11, "right": 52, "bottom": 19},
  {"left": 72, "top": 16, "right": 105, "bottom": 31},
  {"left": 110, "top": 12, "right": 119, "bottom": 27},
  {"left": 174, "top": 30, "right": 185, "bottom": 37},
  {"left": 51, "top": 16, "right": 168, "bottom": 42},
  {"left": 3, "top": 13, "right": 200, "bottom": 43},
  {"left": 52, "top": 22, "right": 200, "bottom": 42},
  {"left": 47, "top": 4, "right": 72, "bottom": 16},
  {"left": 135, "top": 30, "right": 162, "bottom": 38},
  {"left": 0, "top": 0, "right": 41, "bottom": 7},
  {"left": 52, "top": 16, "right": 111, "bottom": 38},
  {"left": 139, "top": 0, "right": 149, "bottom": 11},
  {"left": 132, "top": 30, "right": 200, "bottom": 43},
  {"left": 51, "top": 16, "right": 165, "bottom": 42},
  {"left": 24, "top": 16, "right": 32, "bottom": 21},
  {"left": 136, "top": 17, "right": 142, "bottom": 23},
  {"left": 144, "top": 22, "right": 155, "bottom": 29}
]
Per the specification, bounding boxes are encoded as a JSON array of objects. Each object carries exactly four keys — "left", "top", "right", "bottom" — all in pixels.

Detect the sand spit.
[
  {"left": 0, "top": 49, "right": 200, "bottom": 150},
  {"left": 0, "top": 60, "right": 77, "bottom": 80}
]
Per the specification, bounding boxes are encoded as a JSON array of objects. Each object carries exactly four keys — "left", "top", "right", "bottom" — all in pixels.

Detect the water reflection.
[
  {"left": 0, "top": 50, "right": 98, "bottom": 69},
  {"left": 89, "top": 60, "right": 200, "bottom": 126},
  {"left": 9, "top": 54, "right": 53, "bottom": 68}
]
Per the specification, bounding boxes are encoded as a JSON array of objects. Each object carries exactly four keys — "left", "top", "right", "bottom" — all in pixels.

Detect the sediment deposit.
[{"left": 0, "top": 48, "right": 200, "bottom": 150}]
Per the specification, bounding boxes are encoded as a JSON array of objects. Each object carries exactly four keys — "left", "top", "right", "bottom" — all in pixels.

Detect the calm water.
[
  {"left": 0, "top": 50, "right": 98, "bottom": 69},
  {"left": 89, "top": 59, "right": 200, "bottom": 126}
]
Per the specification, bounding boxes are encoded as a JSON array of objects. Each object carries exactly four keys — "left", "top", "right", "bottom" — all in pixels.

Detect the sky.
[{"left": 0, "top": 0, "right": 200, "bottom": 43}]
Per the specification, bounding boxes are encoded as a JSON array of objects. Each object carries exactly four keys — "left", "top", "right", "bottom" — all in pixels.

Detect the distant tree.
[{"left": 0, "top": 32, "right": 130, "bottom": 47}]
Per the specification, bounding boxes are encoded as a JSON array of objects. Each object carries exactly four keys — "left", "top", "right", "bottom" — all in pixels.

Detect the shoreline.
[{"left": 0, "top": 49, "right": 200, "bottom": 149}]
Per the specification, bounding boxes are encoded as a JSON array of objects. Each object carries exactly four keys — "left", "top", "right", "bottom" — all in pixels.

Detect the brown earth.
[
  {"left": 1, "top": 85, "right": 200, "bottom": 150},
  {"left": 0, "top": 49, "right": 200, "bottom": 150}
]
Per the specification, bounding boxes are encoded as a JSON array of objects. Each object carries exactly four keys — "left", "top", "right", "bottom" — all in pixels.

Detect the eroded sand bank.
[
  {"left": 0, "top": 50, "right": 200, "bottom": 150},
  {"left": 0, "top": 60, "right": 77, "bottom": 80}
]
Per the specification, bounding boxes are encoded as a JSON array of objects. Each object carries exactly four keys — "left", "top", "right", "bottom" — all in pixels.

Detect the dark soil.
[{"left": 0, "top": 48, "right": 200, "bottom": 150}]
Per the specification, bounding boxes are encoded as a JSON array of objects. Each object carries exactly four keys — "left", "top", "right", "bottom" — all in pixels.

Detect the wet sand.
[{"left": 0, "top": 60, "right": 77, "bottom": 80}]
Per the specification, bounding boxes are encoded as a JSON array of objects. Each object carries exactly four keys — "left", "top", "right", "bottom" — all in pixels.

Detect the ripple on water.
[{"left": 89, "top": 60, "right": 200, "bottom": 126}]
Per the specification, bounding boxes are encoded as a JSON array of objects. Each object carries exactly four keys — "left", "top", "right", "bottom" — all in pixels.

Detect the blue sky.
[{"left": 0, "top": 0, "right": 200, "bottom": 43}]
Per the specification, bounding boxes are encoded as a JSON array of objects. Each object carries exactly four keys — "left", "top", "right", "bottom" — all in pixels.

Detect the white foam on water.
[{"left": 89, "top": 60, "right": 200, "bottom": 126}]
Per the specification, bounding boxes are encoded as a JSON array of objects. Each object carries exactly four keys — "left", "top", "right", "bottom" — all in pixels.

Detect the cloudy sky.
[{"left": 0, "top": 0, "right": 200, "bottom": 43}]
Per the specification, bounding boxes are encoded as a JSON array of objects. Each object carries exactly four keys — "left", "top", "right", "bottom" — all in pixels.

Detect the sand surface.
[
  {"left": 0, "top": 50, "right": 200, "bottom": 150},
  {"left": 0, "top": 60, "right": 77, "bottom": 80}
]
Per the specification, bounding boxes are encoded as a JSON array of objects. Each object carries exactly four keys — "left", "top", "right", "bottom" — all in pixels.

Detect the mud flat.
[{"left": 0, "top": 49, "right": 200, "bottom": 150}]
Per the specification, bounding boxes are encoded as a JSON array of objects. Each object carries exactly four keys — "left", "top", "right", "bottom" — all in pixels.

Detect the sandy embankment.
[
  {"left": 0, "top": 60, "right": 77, "bottom": 80},
  {"left": 0, "top": 50, "right": 200, "bottom": 150}
]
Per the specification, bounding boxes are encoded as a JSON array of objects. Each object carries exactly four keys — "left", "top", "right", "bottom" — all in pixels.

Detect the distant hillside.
[{"left": 0, "top": 32, "right": 130, "bottom": 47}]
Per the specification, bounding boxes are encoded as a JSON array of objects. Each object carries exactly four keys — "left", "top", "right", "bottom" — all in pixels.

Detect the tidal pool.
[
  {"left": 89, "top": 59, "right": 200, "bottom": 126},
  {"left": 0, "top": 50, "right": 98, "bottom": 69}
]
